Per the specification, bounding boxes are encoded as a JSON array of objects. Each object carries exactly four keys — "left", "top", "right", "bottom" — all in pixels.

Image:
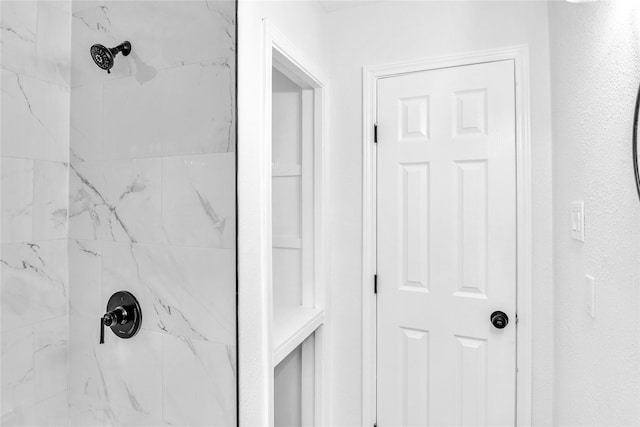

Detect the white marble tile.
[
  {"left": 70, "top": 1, "right": 235, "bottom": 88},
  {"left": 102, "top": 242, "right": 235, "bottom": 344},
  {"left": 68, "top": 318, "right": 163, "bottom": 421},
  {"left": 47, "top": 1, "right": 71, "bottom": 14},
  {"left": 69, "top": 402, "right": 115, "bottom": 427},
  {"left": 97, "top": 328, "right": 162, "bottom": 418},
  {"left": 70, "top": 1, "right": 155, "bottom": 88},
  {"left": 68, "top": 314, "right": 103, "bottom": 410},
  {"left": 102, "top": 58, "right": 235, "bottom": 159},
  {"left": 69, "top": 400, "right": 169, "bottom": 427},
  {"left": 33, "top": 160, "right": 69, "bottom": 240},
  {"left": 1, "top": 69, "right": 70, "bottom": 162},
  {"left": 34, "top": 316, "right": 69, "bottom": 402},
  {"left": 69, "top": 159, "right": 162, "bottom": 244},
  {"left": 163, "top": 335, "right": 236, "bottom": 426},
  {"left": 1, "top": 325, "right": 35, "bottom": 417},
  {"left": 0, "top": 1, "right": 38, "bottom": 76},
  {"left": 162, "top": 153, "right": 235, "bottom": 248},
  {"left": 69, "top": 239, "right": 102, "bottom": 318},
  {"left": 1, "top": 240, "right": 68, "bottom": 330},
  {"left": 157, "top": 0, "right": 235, "bottom": 66},
  {"left": 70, "top": 83, "right": 102, "bottom": 162},
  {"left": 1, "top": 157, "right": 34, "bottom": 243},
  {"left": 2, "top": 391, "right": 69, "bottom": 427},
  {"left": 35, "top": 0, "right": 72, "bottom": 86}
]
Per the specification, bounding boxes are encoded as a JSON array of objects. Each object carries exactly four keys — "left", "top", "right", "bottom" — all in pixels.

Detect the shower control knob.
[
  {"left": 103, "top": 306, "right": 127, "bottom": 326},
  {"left": 99, "top": 291, "right": 142, "bottom": 344},
  {"left": 490, "top": 311, "right": 509, "bottom": 329}
]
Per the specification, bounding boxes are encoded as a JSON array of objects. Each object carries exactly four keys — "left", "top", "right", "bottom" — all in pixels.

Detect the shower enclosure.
[{"left": 1, "top": 1, "right": 237, "bottom": 425}]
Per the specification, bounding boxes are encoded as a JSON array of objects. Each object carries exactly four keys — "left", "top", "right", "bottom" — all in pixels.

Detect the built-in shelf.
[
  {"left": 273, "top": 235, "right": 302, "bottom": 249},
  {"left": 272, "top": 164, "right": 302, "bottom": 177},
  {"left": 273, "top": 305, "right": 325, "bottom": 365}
]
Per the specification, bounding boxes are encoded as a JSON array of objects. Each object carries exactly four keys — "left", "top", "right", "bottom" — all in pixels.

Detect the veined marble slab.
[
  {"left": 1, "top": 240, "right": 68, "bottom": 331},
  {"left": 71, "top": 0, "right": 235, "bottom": 87},
  {"left": 102, "top": 58, "right": 235, "bottom": 159},
  {"left": 68, "top": 239, "right": 102, "bottom": 319},
  {"left": 68, "top": 319, "right": 162, "bottom": 422},
  {"left": 33, "top": 160, "right": 69, "bottom": 241},
  {"left": 1, "top": 325, "right": 35, "bottom": 417},
  {"left": 70, "top": 83, "right": 102, "bottom": 162},
  {"left": 1, "top": 157, "right": 34, "bottom": 243},
  {"left": 101, "top": 241, "right": 235, "bottom": 345},
  {"left": 1, "top": 391, "right": 69, "bottom": 427},
  {"left": 162, "top": 152, "right": 235, "bottom": 248},
  {"left": 163, "top": 335, "right": 236, "bottom": 426},
  {"left": 0, "top": 1, "right": 38, "bottom": 76},
  {"left": 1, "top": 69, "right": 70, "bottom": 162},
  {"left": 69, "top": 158, "right": 162, "bottom": 244},
  {"left": 34, "top": 316, "right": 69, "bottom": 402}
]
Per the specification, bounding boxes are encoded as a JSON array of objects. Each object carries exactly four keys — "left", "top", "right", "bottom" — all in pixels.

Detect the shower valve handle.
[
  {"left": 99, "top": 306, "right": 128, "bottom": 344},
  {"left": 99, "top": 291, "right": 142, "bottom": 344}
]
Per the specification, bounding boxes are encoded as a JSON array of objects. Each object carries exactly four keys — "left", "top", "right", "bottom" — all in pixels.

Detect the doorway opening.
[{"left": 361, "top": 46, "right": 533, "bottom": 426}]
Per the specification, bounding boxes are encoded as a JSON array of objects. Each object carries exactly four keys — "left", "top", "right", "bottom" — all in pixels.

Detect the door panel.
[{"left": 377, "top": 60, "right": 517, "bottom": 427}]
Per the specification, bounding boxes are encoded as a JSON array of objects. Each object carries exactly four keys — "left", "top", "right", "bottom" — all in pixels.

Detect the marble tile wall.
[
  {"left": 1, "top": 1, "right": 71, "bottom": 425},
  {"left": 2, "top": 0, "right": 236, "bottom": 425},
  {"left": 68, "top": 1, "right": 236, "bottom": 426}
]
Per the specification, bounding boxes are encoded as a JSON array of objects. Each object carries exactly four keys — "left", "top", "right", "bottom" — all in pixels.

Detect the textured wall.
[
  {"left": 1, "top": 1, "right": 71, "bottom": 424},
  {"left": 549, "top": 2, "right": 640, "bottom": 425},
  {"left": 324, "top": 2, "right": 554, "bottom": 425},
  {"left": 67, "top": 1, "right": 236, "bottom": 425}
]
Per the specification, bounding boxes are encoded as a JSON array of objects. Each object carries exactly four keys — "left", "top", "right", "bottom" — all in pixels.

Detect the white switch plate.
[
  {"left": 570, "top": 202, "right": 585, "bottom": 242},
  {"left": 586, "top": 275, "right": 595, "bottom": 318}
]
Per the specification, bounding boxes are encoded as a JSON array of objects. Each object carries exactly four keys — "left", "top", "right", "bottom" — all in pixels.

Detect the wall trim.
[{"left": 361, "top": 44, "right": 533, "bottom": 427}]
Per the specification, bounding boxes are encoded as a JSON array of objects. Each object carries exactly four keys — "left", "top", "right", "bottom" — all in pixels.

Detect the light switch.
[
  {"left": 586, "top": 275, "right": 595, "bottom": 318},
  {"left": 570, "top": 202, "right": 584, "bottom": 242}
]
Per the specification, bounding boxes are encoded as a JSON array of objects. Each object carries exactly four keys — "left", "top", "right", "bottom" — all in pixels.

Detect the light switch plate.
[
  {"left": 586, "top": 275, "right": 595, "bottom": 318},
  {"left": 570, "top": 202, "right": 585, "bottom": 242}
]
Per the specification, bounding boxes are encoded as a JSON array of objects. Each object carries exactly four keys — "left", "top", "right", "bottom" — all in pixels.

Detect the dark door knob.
[{"left": 490, "top": 311, "right": 509, "bottom": 329}]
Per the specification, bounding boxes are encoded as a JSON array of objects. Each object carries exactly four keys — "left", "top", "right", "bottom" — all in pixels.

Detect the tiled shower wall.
[
  {"left": 1, "top": 1, "right": 72, "bottom": 424},
  {"left": 68, "top": 1, "right": 236, "bottom": 425},
  {"left": 1, "top": 0, "right": 236, "bottom": 425}
]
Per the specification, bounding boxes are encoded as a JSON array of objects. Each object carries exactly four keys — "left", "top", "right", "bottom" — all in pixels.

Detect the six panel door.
[{"left": 376, "top": 60, "right": 517, "bottom": 427}]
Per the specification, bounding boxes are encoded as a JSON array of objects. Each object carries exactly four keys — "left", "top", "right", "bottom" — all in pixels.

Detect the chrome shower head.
[{"left": 90, "top": 41, "right": 131, "bottom": 74}]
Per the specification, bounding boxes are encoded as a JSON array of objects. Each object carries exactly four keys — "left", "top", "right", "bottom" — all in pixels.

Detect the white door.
[{"left": 376, "top": 60, "right": 517, "bottom": 427}]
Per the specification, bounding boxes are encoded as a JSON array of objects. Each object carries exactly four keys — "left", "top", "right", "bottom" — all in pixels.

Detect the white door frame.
[
  {"left": 361, "top": 45, "right": 533, "bottom": 427},
  {"left": 238, "top": 18, "right": 330, "bottom": 427}
]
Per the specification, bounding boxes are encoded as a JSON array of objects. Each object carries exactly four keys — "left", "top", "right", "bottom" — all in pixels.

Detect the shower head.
[{"left": 90, "top": 41, "right": 131, "bottom": 74}]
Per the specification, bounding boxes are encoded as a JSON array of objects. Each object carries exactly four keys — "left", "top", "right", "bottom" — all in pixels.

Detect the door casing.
[{"left": 361, "top": 45, "right": 533, "bottom": 427}]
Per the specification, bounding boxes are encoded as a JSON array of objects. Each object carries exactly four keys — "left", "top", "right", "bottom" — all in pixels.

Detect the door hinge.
[
  {"left": 374, "top": 274, "right": 378, "bottom": 294},
  {"left": 374, "top": 124, "right": 378, "bottom": 143}
]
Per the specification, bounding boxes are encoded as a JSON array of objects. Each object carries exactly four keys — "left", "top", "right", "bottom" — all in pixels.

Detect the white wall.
[
  {"left": 238, "top": 2, "right": 327, "bottom": 425},
  {"left": 324, "top": 2, "right": 554, "bottom": 425},
  {"left": 548, "top": 2, "right": 640, "bottom": 425}
]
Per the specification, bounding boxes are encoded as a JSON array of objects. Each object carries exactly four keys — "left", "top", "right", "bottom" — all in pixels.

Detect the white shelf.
[
  {"left": 273, "top": 306, "right": 325, "bottom": 365},
  {"left": 272, "top": 164, "right": 302, "bottom": 177},
  {"left": 273, "top": 235, "right": 302, "bottom": 249}
]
